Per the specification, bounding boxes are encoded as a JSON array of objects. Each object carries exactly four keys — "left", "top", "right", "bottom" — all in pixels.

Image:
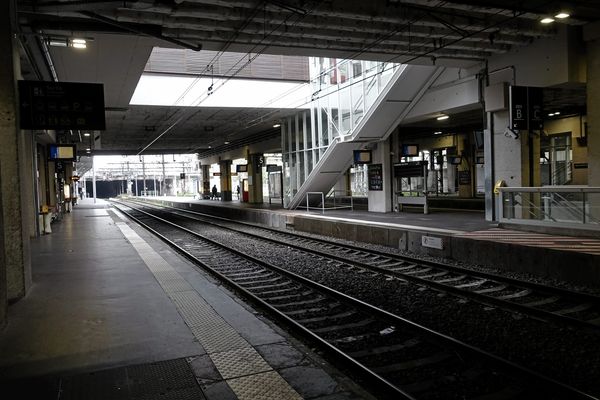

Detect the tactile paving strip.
[
  {"left": 227, "top": 371, "right": 303, "bottom": 400},
  {"left": 210, "top": 347, "right": 272, "bottom": 379},
  {"left": 113, "top": 219, "right": 303, "bottom": 400}
]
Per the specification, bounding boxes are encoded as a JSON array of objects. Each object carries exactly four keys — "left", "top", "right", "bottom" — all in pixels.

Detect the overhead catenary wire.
[
  {"left": 138, "top": 1, "right": 321, "bottom": 155},
  {"left": 142, "top": 0, "right": 553, "bottom": 156}
]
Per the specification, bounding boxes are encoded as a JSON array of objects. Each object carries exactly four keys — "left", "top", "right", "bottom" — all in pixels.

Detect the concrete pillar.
[
  {"left": 486, "top": 109, "right": 539, "bottom": 220},
  {"left": 219, "top": 160, "right": 232, "bottom": 201},
  {"left": 201, "top": 164, "right": 210, "bottom": 198},
  {"left": 368, "top": 140, "right": 392, "bottom": 213},
  {"left": 0, "top": 0, "right": 31, "bottom": 305},
  {"left": 248, "top": 154, "right": 263, "bottom": 204}
]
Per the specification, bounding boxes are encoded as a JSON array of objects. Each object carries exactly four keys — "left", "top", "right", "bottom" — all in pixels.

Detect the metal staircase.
[{"left": 288, "top": 64, "right": 445, "bottom": 209}]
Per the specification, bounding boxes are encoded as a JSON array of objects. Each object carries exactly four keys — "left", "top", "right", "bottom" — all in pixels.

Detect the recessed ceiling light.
[
  {"left": 436, "top": 115, "right": 449, "bottom": 121},
  {"left": 434, "top": 131, "right": 443, "bottom": 135},
  {"left": 86, "top": 148, "right": 91, "bottom": 151},
  {"left": 548, "top": 113, "right": 554, "bottom": 116},
  {"left": 273, "top": 123, "right": 281, "bottom": 128},
  {"left": 555, "top": 12, "right": 570, "bottom": 19},
  {"left": 83, "top": 132, "right": 91, "bottom": 137},
  {"left": 224, "top": 141, "right": 230, "bottom": 145},
  {"left": 541, "top": 17, "right": 555, "bottom": 24},
  {"left": 554, "top": 111, "right": 560, "bottom": 115}
]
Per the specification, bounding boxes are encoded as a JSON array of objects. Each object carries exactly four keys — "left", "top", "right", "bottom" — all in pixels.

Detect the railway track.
[
  {"left": 112, "top": 200, "right": 598, "bottom": 400},
  {"left": 124, "top": 199, "right": 600, "bottom": 332}
]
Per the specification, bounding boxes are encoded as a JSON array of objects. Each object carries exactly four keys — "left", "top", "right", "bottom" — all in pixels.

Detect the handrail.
[
  {"left": 498, "top": 186, "right": 600, "bottom": 227},
  {"left": 304, "top": 191, "right": 354, "bottom": 214}
]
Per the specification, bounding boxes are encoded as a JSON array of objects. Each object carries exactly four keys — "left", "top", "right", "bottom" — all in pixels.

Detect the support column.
[
  {"left": 219, "top": 160, "right": 232, "bottom": 201},
  {"left": 368, "top": 140, "right": 392, "bottom": 213},
  {"left": 248, "top": 153, "right": 263, "bottom": 204},
  {"left": 201, "top": 164, "right": 210, "bottom": 198},
  {"left": 0, "top": 0, "right": 31, "bottom": 307},
  {"left": 486, "top": 109, "right": 540, "bottom": 220}
]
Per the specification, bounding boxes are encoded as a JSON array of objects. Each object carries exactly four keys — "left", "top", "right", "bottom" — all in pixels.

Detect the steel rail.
[
  {"left": 127, "top": 199, "right": 600, "bottom": 331},
  {"left": 113, "top": 200, "right": 599, "bottom": 400},
  {"left": 112, "top": 202, "right": 415, "bottom": 400}
]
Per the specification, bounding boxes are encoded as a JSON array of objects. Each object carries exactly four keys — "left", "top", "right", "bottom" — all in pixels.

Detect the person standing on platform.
[
  {"left": 236, "top": 185, "right": 240, "bottom": 200},
  {"left": 211, "top": 184, "right": 218, "bottom": 200}
]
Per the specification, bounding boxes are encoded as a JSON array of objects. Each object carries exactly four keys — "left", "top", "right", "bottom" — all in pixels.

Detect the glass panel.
[
  {"left": 282, "top": 120, "right": 288, "bottom": 154},
  {"left": 297, "top": 151, "right": 305, "bottom": 185},
  {"left": 329, "top": 91, "right": 339, "bottom": 138},
  {"left": 306, "top": 111, "right": 313, "bottom": 149},
  {"left": 500, "top": 189, "right": 600, "bottom": 226},
  {"left": 351, "top": 78, "right": 364, "bottom": 130},
  {"left": 364, "top": 73, "right": 379, "bottom": 111},
  {"left": 319, "top": 99, "right": 329, "bottom": 147},
  {"left": 298, "top": 114, "right": 304, "bottom": 150},
  {"left": 306, "top": 150, "right": 313, "bottom": 177},
  {"left": 291, "top": 117, "right": 296, "bottom": 152},
  {"left": 340, "top": 86, "right": 351, "bottom": 135}
]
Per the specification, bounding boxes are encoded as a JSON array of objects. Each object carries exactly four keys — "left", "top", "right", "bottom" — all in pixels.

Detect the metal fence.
[{"left": 497, "top": 186, "right": 600, "bottom": 229}]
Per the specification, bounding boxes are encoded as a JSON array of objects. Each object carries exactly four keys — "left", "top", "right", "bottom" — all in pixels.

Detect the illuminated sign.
[
  {"left": 353, "top": 150, "right": 372, "bottom": 164},
  {"left": 48, "top": 144, "right": 76, "bottom": 162}
]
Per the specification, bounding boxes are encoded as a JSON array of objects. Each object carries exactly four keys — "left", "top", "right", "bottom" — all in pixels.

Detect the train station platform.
[
  {"left": 0, "top": 199, "right": 370, "bottom": 400},
  {"left": 139, "top": 196, "right": 600, "bottom": 288}
]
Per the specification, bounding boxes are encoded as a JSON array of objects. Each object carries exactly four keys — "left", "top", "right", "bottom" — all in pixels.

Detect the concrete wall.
[
  {"left": 292, "top": 215, "right": 600, "bottom": 286},
  {"left": 487, "top": 25, "right": 585, "bottom": 87}
]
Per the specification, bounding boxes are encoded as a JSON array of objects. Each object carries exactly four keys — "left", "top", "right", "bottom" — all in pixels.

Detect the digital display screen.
[
  {"left": 401, "top": 144, "right": 419, "bottom": 157},
  {"left": 48, "top": 144, "right": 76, "bottom": 161},
  {"left": 236, "top": 164, "right": 248, "bottom": 173},
  {"left": 353, "top": 150, "right": 372, "bottom": 164}
]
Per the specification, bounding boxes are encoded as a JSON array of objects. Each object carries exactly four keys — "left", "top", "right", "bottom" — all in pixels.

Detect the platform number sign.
[
  {"left": 509, "top": 86, "right": 543, "bottom": 131},
  {"left": 528, "top": 87, "right": 543, "bottom": 130},
  {"left": 509, "top": 86, "right": 527, "bottom": 130}
]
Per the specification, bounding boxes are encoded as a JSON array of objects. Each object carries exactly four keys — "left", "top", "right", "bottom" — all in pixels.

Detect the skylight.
[{"left": 130, "top": 74, "right": 311, "bottom": 109}]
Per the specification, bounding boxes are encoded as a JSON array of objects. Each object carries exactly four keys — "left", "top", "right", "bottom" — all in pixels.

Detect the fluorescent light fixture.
[
  {"left": 436, "top": 115, "right": 449, "bottom": 121},
  {"left": 555, "top": 12, "right": 570, "bottom": 19},
  {"left": 434, "top": 131, "right": 443, "bottom": 135},
  {"left": 224, "top": 141, "right": 230, "bottom": 145},
  {"left": 86, "top": 148, "right": 91, "bottom": 151},
  {"left": 71, "top": 38, "right": 87, "bottom": 49},
  {"left": 273, "top": 123, "right": 281, "bottom": 128},
  {"left": 541, "top": 17, "right": 555, "bottom": 24},
  {"left": 554, "top": 111, "right": 561, "bottom": 115},
  {"left": 83, "top": 132, "right": 91, "bottom": 137},
  {"left": 48, "top": 38, "right": 68, "bottom": 47}
]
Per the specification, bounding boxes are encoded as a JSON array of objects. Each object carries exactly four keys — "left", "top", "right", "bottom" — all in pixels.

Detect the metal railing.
[
  {"left": 498, "top": 186, "right": 600, "bottom": 228},
  {"left": 303, "top": 190, "right": 354, "bottom": 213}
]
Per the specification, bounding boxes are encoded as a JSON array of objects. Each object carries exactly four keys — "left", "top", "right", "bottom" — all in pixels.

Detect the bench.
[{"left": 397, "top": 195, "right": 428, "bottom": 214}]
